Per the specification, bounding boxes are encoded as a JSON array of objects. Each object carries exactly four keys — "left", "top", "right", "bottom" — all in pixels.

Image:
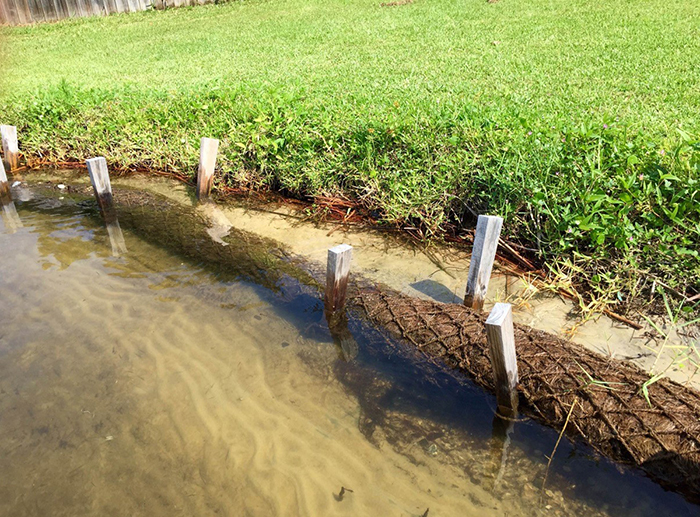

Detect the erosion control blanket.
[{"left": 353, "top": 290, "right": 700, "bottom": 502}]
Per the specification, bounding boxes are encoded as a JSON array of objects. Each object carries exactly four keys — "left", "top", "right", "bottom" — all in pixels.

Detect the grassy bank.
[{"left": 1, "top": 0, "right": 699, "bottom": 314}]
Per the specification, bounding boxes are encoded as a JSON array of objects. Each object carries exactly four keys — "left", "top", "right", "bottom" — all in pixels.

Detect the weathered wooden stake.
[
  {"left": 1, "top": 125, "right": 19, "bottom": 172},
  {"left": 485, "top": 302, "right": 519, "bottom": 416},
  {"left": 324, "top": 244, "right": 353, "bottom": 314},
  {"left": 326, "top": 311, "right": 360, "bottom": 362},
  {"left": 196, "top": 137, "right": 219, "bottom": 200},
  {"left": 464, "top": 214, "right": 503, "bottom": 310},
  {"left": 86, "top": 157, "right": 114, "bottom": 216}
]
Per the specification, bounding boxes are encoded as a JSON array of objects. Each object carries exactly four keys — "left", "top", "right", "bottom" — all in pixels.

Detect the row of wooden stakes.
[
  {"left": 195, "top": 136, "right": 519, "bottom": 418},
  {"left": 0, "top": 129, "right": 519, "bottom": 417}
]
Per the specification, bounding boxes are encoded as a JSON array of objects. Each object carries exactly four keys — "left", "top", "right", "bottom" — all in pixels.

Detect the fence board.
[
  {"left": 54, "top": 0, "right": 68, "bottom": 20},
  {"left": 0, "top": 0, "right": 217, "bottom": 24},
  {"left": 27, "top": 0, "right": 43, "bottom": 22},
  {"left": 45, "top": 0, "right": 58, "bottom": 21},
  {"left": 2, "top": 0, "right": 16, "bottom": 24},
  {"left": 15, "top": 0, "right": 31, "bottom": 24}
]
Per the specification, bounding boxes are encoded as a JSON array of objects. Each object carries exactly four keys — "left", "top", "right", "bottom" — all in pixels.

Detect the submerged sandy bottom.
[
  {"left": 1, "top": 176, "right": 698, "bottom": 517},
  {"left": 21, "top": 170, "right": 699, "bottom": 394},
  {"left": 0, "top": 199, "right": 517, "bottom": 516}
]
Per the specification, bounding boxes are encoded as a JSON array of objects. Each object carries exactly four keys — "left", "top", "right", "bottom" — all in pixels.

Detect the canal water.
[{"left": 0, "top": 181, "right": 697, "bottom": 516}]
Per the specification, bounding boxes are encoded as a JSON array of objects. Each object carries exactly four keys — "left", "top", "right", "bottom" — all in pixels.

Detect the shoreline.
[
  {"left": 7, "top": 168, "right": 699, "bottom": 394},
  {"left": 11, "top": 158, "right": 664, "bottom": 325}
]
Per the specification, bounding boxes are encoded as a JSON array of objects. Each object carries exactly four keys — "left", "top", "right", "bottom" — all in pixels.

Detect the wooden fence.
[{"left": 0, "top": 0, "right": 214, "bottom": 25}]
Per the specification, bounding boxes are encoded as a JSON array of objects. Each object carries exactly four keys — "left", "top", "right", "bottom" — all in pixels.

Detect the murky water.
[{"left": 0, "top": 182, "right": 698, "bottom": 516}]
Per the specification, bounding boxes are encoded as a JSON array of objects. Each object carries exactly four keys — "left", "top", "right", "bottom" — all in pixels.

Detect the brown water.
[{"left": 0, "top": 181, "right": 698, "bottom": 516}]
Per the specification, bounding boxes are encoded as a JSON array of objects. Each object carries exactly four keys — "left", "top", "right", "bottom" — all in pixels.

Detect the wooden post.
[
  {"left": 324, "top": 244, "right": 356, "bottom": 360},
  {"left": 0, "top": 159, "right": 9, "bottom": 202},
  {"left": 1, "top": 125, "right": 19, "bottom": 172},
  {"left": 324, "top": 244, "right": 353, "bottom": 314},
  {"left": 197, "top": 137, "right": 219, "bottom": 200},
  {"left": 327, "top": 311, "right": 360, "bottom": 362},
  {"left": 464, "top": 214, "right": 503, "bottom": 311},
  {"left": 485, "top": 302, "right": 518, "bottom": 416},
  {"left": 86, "top": 157, "right": 114, "bottom": 217}
]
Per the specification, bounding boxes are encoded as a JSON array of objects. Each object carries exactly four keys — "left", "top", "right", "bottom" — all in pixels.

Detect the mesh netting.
[{"left": 353, "top": 289, "right": 700, "bottom": 501}]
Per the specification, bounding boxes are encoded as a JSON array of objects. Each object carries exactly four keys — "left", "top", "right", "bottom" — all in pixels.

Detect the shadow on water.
[{"left": 8, "top": 184, "right": 700, "bottom": 516}]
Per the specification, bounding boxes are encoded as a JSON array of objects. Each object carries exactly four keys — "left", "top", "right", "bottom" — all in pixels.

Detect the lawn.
[{"left": 1, "top": 0, "right": 699, "bottom": 313}]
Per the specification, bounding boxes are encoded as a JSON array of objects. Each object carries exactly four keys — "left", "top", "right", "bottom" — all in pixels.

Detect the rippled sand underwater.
[{"left": 0, "top": 186, "right": 698, "bottom": 517}]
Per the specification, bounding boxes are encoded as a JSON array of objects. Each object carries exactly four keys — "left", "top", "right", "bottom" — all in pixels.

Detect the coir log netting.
[{"left": 352, "top": 290, "right": 700, "bottom": 502}]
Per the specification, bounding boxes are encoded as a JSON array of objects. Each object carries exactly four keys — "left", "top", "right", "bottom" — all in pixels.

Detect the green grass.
[{"left": 1, "top": 0, "right": 699, "bottom": 313}]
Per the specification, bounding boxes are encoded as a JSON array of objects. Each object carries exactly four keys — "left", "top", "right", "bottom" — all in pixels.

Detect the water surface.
[{"left": 0, "top": 184, "right": 697, "bottom": 516}]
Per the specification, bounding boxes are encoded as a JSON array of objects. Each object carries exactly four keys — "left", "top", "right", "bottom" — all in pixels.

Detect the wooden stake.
[
  {"left": 1, "top": 125, "right": 19, "bottom": 172},
  {"left": 0, "top": 159, "right": 20, "bottom": 231},
  {"left": 197, "top": 137, "right": 219, "bottom": 200},
  {"left": 324, "top": 244, "right": 353, "bottom": 314},
  {"left": 485, "top": 302, "right": 519, "bottom": 416},
  {"left": 326, "top": 311, "right": 359, "bottom": 362},
  {"left": 464, "top": 215, "right": 503, "bottom": 311},
  {"left": 86, "top": 157, "right": 114, "bottom": 216}
]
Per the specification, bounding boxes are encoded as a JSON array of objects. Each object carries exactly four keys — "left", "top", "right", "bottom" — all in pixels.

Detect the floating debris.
[{"left": 335, "top": 486, "right": 354, "bottom": 502}]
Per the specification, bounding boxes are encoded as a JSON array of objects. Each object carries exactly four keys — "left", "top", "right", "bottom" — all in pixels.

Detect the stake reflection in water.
[
  {"left": 85, "top": 157, "right": 127, "bottom": 257},
  {"left": 0, "top": 161, "right": 22, "bottom": 233},
  {"left": 105, "top": 219, "right": 127, "bottom": 257},
  {"left": 0, "top": 198, "right": 22, "bottom": 233},
  {"left": 490, "top": 413, "right": 517, "bottom": 491}
]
